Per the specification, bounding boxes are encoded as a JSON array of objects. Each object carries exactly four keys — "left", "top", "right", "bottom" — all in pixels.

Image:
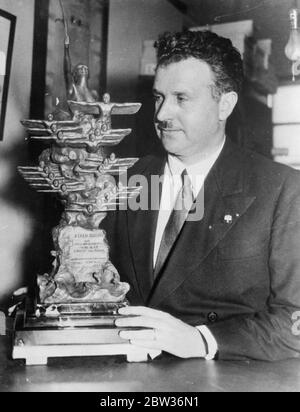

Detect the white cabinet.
[{"left": 272, "top": 84, "right": 300, "bottom": 169}]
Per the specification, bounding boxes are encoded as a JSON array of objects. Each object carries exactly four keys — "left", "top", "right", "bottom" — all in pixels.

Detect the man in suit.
[{"left": 103, "top": 30, "right": 300, "bottom": 361}]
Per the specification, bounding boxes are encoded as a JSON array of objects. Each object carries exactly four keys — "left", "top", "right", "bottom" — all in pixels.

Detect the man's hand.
[{"left": 115, "top": 306, "right": 207, "bottom": 359}]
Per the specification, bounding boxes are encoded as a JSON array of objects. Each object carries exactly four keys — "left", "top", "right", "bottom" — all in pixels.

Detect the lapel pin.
[{"left": 224, "top": 214, "right": 233, "bottom": 224}]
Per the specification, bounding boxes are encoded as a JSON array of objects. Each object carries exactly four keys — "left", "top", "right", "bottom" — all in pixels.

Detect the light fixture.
[{"left": 285, "top": 7, "right": 300, "bottom": 81}]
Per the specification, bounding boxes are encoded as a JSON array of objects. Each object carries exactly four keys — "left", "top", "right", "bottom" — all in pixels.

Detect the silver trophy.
[{"left": 11, "top": 5, "right": 159, "bottom": 364}]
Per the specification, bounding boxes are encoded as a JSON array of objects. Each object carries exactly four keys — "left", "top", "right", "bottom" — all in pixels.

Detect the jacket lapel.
[
  {"left": 148, "top": 140, "right": 256, "bottom": 307},
  {"left": 126, "top": 155, "right": 166, "bottom": 303}
]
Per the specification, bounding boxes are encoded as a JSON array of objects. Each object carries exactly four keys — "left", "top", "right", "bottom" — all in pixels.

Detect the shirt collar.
[{"left": 166, "top": 136, "right": 226, "bottom": 196}]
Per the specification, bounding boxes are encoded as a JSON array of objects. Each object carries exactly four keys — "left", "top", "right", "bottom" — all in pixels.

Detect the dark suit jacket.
[{"left": 102, "top": 139, "right": 300, "bottom": 361}]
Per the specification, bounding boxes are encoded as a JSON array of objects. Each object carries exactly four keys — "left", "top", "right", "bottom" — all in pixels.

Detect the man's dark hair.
[{"left": 155, "top": 30, "right": 244, "bottom": 99}]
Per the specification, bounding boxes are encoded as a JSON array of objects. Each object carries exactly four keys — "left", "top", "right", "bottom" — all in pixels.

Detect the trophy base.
[{"left": 12, "top": 301, "right": 161, "bottom": 365}]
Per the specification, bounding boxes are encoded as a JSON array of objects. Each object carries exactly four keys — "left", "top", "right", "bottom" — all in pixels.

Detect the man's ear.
[{"left": 218, "top": 92, "right": 238, "bottom": 121}]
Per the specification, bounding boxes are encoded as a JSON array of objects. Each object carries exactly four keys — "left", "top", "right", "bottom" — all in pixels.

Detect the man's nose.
[{"left": 155, "top": 99, "right": 173, "bottom": 123}]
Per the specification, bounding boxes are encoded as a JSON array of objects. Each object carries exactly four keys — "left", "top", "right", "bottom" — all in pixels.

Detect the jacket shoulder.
[
  {"left": 236, "top": 144, "right": 300, "bottom": 187},
  {"left": 126, "top": 154, "right": 165, "bottom": 176}
]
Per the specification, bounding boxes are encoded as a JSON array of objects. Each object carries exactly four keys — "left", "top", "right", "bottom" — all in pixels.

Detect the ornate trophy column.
[
  {"left": 12, "top": 89, "right": 162, "bottom": 365},
  {"left": 20, "top": 95, "right": 141, "bottom": 306}
]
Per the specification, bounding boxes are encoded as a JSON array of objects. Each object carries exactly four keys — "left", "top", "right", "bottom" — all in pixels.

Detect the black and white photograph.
[{"left": 0, "top": 0, "right": 300, "bottom": 394}]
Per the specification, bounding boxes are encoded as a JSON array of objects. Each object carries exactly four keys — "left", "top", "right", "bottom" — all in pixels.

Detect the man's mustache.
[{"left": 156, "top": 120, "right": 174, "bottom": 130}]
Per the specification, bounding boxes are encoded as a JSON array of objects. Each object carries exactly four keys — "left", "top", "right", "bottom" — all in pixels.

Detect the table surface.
[{"left": 1, "top": 336, "right": 300, "bottom": 392}]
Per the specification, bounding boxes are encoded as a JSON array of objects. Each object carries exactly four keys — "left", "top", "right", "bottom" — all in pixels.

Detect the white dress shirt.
[{"left": 153, "top": 137, "right": 226, "bottom": 360}]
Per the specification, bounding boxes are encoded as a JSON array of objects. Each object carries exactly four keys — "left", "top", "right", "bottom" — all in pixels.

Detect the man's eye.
[
  {"left": 176, "top": 95, "right": 187, "bottom": 103},
  {"left": 153, "top": 95, "right": 163, "bottom": 102}
]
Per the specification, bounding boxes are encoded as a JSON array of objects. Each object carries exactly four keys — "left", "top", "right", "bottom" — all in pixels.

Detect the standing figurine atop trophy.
[{"left": 12, "top": 0, "right": 159, "bottom": 365}]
